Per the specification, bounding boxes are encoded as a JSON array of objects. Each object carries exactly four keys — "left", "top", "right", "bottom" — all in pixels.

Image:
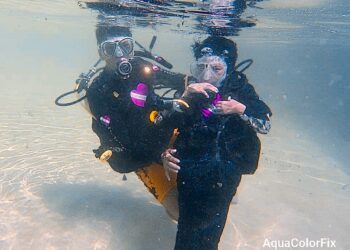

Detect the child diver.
[{"left": 161, "top": 36, "right": 272, "bottom": 249}]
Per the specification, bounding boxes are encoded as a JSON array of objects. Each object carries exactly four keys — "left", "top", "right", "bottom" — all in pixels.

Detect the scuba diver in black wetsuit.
[
  {"left": 87, "top": 25, "right": 183, "bottom": 171},
  {"left": 56, "top": 25, "right": 188, "bottom": 220},
  {"left": 88, "top": 25, "right": 190, "bottom": 220},
  {"left": 160, "top": 36, "right": 272, "bottom": 249}
]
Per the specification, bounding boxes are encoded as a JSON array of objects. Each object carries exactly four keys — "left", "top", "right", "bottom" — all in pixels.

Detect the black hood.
[
  {"left": 95, "top": 25, "right": 132, "bottom": 45},
  {"left": 192, "top": 36, "right": 238, "bottom": 73}
]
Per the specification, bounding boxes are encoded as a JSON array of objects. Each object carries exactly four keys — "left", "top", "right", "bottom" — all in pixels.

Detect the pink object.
[
  {"left": 152, "top": 65, "right": 160, "bottom": 72},
  {"left": 212, "top": 93, "right": 221, "bottom": 106},
  {"left": 201, "top": 108, "right": 212, "bottom": 118},
  {"left": 100, "top": 115, "right": 111, "bottom": 126},
  {"left": 130, "top": 83, "right": 149, "bottom": 107},
  {"left": 201, "top": 93, "right": 221, "bottom": 118}
]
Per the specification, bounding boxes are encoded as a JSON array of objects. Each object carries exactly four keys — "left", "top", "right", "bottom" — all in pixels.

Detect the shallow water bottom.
[{"left": 0, "top": 80, "right": 349, "bottom": 250}]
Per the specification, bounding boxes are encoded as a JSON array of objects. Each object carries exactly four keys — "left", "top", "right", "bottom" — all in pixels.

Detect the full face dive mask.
[{"left": 190, "top": 47, "right": 228, "bottom": 87}]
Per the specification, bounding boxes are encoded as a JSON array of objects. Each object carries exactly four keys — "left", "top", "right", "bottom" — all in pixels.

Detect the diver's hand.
[
  {"left": 182, "top": 83, "right": 218, "bottom": 98},
  {"left": 215, "top": 97, "right": 246, "bottom": 115},
  {"left": 161, "top": 149, "right": 181, "bottom": 181}
]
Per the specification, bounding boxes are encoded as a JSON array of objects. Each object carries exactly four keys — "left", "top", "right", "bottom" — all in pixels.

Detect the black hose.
[
  {"left": 134, "top": 50, "right": 173, "bottom": 69},
  {"left": 161, "top": 88, "right": 174, "bottom": 97},
  {"left": 55, "top": 89, "right": 87, "bottom": 106},
  {"left": 235, "top": 59, "right": 253, "bottom": 73},
  {"left": 55, "top": 61, "right": 103, "bottom": 107}
]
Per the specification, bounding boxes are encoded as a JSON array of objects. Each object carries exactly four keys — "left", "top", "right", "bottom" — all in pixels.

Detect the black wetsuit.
[
  {"left": 169, "top": 72, "right": 272, "bottom": 250},
  {"left": 86, "top": 57, "right": 186, "bottom": 173}
]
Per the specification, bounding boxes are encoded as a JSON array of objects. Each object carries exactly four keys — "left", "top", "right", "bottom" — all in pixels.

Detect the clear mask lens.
[
  {"left": 119, "top": 38, "right": 133, "bottom": 55},
  {"left": 190, "top": 56, "right": 227, "bottom": 85},
  {"left": 100, "top": 37, "right": 134, "bottom": 59},
  {"left": 102, "top": 42, "right": 117, "bottom": 57}
]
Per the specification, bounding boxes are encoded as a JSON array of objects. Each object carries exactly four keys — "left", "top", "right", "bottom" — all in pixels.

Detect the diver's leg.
[{"left": 175, "top": 161, "right": 241, "bottom": 250}]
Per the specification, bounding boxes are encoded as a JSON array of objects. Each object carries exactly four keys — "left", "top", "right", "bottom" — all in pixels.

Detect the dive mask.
[
  {"left": 99, "top": 37, "right": 134, "bottom": 60},
  {"left": 190, "top": 55, "right": 227, "bottom": 86}
]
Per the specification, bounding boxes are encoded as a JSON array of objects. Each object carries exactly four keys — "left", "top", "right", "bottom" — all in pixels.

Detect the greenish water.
[{"left": 0, "top": 0, "right": 349, "bottom": 249}]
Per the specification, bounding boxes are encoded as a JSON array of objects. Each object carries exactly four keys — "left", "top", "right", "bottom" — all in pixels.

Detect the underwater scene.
[{"left": 0, "top": 0, "right": 349, "bottom": 249}]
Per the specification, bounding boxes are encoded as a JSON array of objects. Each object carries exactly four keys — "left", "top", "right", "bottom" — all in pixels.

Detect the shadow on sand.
[{"left": 40, "top": 182, "right": 177, "bottom": 249}]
